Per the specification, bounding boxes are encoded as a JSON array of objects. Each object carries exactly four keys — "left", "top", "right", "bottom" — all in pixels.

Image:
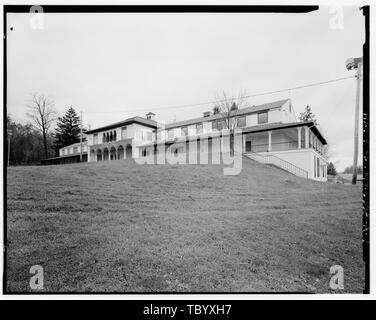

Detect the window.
[
  {"left": 73, "top": 147, "right": 78, "bottom": 153},
  {"left": 257, "top": 112, "right": 268, "bottom": 124},
  {"left": 168, "top": 129, "right": 174, "bottom": 139},
  {"left": 113, "top": 131, "right": 117, "bottom": 141},
  {"left": 237, "top": 116, "right": 246, "bottom": 127},
  {"left": 181, "top": 126, "right": 188, "bottom": 137},
  {"left": 146, "top": 131, "right": 153, "bottom": 141},
  {"left": 121, "top": 127, "right": 127, "bottom": 140},
  {"left": 317, "top": 157, "right": 320, "bottom": 178},
  {"left": 196, "top": 123, "right": 203, "bottom": 134},
  {"left": 93, "top": 133, "right": 98, "bottom": 144}
]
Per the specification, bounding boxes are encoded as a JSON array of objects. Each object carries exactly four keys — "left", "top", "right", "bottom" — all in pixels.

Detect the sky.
[{"left": 6, "top": 7, "right": 365, "bottom": 171}]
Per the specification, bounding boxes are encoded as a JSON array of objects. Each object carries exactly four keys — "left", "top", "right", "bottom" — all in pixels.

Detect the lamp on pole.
[{"left": 345, "top": 56, "right": 363, "bottom": 185}]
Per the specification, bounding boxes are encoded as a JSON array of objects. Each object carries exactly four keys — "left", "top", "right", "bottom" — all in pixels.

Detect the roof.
[
  {"left": 85, "top": 116, "right": 158, "bottom": 134},
  {"left": 42, "top": 152, "right": 88, "bottom": 161},
  {"left": 165, "top": 99, "right": 290, "bottom": 129},
  {"left": 242, "top": 121, "right": 327, "bottom": 145},
  {"left": 60, "top": 141, "right": 88, "bottom": 149}
]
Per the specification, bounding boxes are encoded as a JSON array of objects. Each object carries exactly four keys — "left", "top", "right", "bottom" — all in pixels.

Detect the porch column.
[
  {"left": 305, "top": 126, "right": 309, "bottom": 148},
  {"left": 268, "top": 131, "right": 272, "bottom": 152},
  {"left": 242, "top": 134, "right": 246, "bottom": 152},
  {"left": 297, "top": 127, "right": 302, "bottom": 149}
]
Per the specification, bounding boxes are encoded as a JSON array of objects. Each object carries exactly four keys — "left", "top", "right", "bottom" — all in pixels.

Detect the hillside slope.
[{"left": 6, "top": 158, "right": 364, "bottom": 292}]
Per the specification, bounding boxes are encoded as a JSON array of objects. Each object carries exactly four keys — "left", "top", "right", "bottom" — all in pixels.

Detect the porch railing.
[{"left": 244, "top": 151, "right": 308, "bottom": 179}]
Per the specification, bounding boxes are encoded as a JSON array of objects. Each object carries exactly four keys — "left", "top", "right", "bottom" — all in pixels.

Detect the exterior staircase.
[{"left": 244, "top": 152, "right": 308, "bottom": 179}]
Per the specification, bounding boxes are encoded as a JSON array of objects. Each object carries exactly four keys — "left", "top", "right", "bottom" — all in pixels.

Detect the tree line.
[{"left": 7, "top": 94, "right": 84, "bottom": 165}]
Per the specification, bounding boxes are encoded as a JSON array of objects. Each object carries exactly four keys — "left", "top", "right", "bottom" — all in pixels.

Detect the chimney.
[
  {"left": 146, "top": 112, "right": 156, "bottom": 121},
  {"left": 203, "top": 111, "right": 211, "bottom": 117}
]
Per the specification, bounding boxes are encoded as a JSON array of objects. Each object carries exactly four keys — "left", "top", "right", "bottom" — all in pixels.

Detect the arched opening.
[
  {"left": 96, "top": 149, "right": 102, "bottom": 161},
  {"left": 110, "top": 146, "right": 117, "bottom": 160},
  {"left": 90, "top": 149, "right": 96, "bottom": 162},
  {"left": 125, "top": 145, "right": 132, "bottom": 159},
  {"left": 103, "top": 148, "right": 109, "bottom": 161},
  {"left": 117, "top": 145, "right": 124, "bottom": 160}
]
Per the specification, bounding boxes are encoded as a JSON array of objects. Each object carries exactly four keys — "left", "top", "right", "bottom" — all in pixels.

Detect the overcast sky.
[{"left": 7, "top": 7, "right": 364, "bottom": 171}]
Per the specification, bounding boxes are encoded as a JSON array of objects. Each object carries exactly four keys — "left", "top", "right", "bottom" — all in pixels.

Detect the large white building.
[{"left": 84, "top": 99, "right": 328, "bottom": 181}]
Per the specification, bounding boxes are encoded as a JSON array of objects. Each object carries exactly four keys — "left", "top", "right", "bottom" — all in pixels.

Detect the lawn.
[{"left": 5, "top": 158, "right": 365, "bottom": 293}]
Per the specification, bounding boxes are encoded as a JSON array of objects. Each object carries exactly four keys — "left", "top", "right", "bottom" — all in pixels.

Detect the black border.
[
  {"left": 361, "top": 6, "right": 370, "bottom": 294},
  {"left": 3, "top": 4, "right": 369, "bottom": 295}
]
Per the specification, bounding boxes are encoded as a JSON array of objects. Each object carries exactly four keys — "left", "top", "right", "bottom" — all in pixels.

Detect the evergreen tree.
[
  {"left": 54, "top": 106, "right": 81, "bottom": 154},
  {"left": 212, "top": 106, "right": 221, "bottom": 115},
  {"left": 298, "top": 105, "right": 318, "bottom": 125},
  {"left": 327, "top": 162, "right": 337, "bottom": 175}
]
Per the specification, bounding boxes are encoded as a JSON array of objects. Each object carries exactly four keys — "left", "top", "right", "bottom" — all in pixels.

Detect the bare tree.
[
  {"left": 27, "top": 94, "right": 57, "bottom": 159},
  {"left": 212, "top": 90, "right": 249, "bottom": 153}
]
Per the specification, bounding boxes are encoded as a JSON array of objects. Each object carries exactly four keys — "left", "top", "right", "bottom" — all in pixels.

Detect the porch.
[{"left": 242, "top": 125, "right": 325, "bottom": 156}]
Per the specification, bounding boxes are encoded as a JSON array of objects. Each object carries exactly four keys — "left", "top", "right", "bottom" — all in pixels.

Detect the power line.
[{"left": 83, "top": 75, "right": 355, "bottom": 114}]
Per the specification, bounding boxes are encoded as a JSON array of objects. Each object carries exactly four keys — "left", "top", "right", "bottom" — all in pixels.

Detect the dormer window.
[
  {"left": 196, "top": 123, "right": 203, "bottom": 134},
  {"left": 237, "top": 116, "right": 246, "bottom": 127},
  {"left": 257, "top": 111, "right": 268, "bottom": 124},
  {"left": 181, "top": 126, "right": 188, "bottom": 137},
  {"left": 121, "top": 127, "right": 127, "bottom": 140}
]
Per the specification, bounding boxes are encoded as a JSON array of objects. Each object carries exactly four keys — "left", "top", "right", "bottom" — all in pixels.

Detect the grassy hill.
[{"left": 6, "top": 158, "right": 364, "bottom": 293}]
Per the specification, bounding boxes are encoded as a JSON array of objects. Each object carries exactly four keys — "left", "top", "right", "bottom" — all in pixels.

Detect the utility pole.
[
  {"left": 7, "top": 132, "right": 11, "bottom": 167},
  {"left": 80, "top": 110, "right": 83, "bottom": 162},
  {"left": 352, "top": 63, "right": 362, "bottom": 184},
  {"left": 345, "top": 57, "right": 363, "bottom": 185}
]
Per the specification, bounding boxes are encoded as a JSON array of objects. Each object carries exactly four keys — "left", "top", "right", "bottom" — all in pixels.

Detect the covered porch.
[{"left": 242, "top": 124, "right": 326, "bottom": 156}]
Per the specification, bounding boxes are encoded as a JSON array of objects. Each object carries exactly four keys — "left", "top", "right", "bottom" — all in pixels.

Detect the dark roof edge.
[{"left": 85, "top": 118, "right": 157, "bottom": 134}]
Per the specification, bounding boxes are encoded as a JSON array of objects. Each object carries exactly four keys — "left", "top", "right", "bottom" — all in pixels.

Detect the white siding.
[
  {"left": 246, "top": 114, "right": 257, "bottom": 126},
  {"left": 203, "top": 121, "right": 211, "bottom": 133},
  {"left": 268, "top": 108, "right": 281, "bottom": 123},
  {"left": 188, "top": 125, "right": 196, "bottom": 136}
]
